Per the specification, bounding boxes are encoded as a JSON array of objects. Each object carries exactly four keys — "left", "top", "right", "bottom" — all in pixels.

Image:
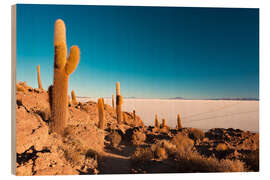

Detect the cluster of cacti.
[
  {"left": 112, "top": 94, "right": 115, "bottom": 110},
  {"left": 154, "top": 114, "right": 159, "bottom": 129},
  {"left": 98, "top": 98, "right": 105, "bottom": 129},
  {"left": 71, "top": 90, "right": 78, "bottom": 105},
  {"left": 177, "top": 113, "right": 183, "bottom": 129},
  {"left": 50, "top": 19, "right": 80, "bottom": 135},
  {"left": 37, "top": 65, "right": 43, "bottom": 89},
  {"left": 116, "top": 81, "right": 123, "bottom": 124}
]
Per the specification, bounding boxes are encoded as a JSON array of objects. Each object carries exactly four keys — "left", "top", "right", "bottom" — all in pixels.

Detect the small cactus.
[
  {"left": 177, "top": 114, "right": 183, "bottom": 129},
  {"left": 161, "top": 118, "right": 166, "bottom": 128},
  {"left": 112, "top": 94, "right": 115, "bottom": 110},
  {"left": 71, "top": 90, "right": 78, "bottom": 105},
  {"left": 116, "top": 81, "right": 123, "bottom": 124},
  {"left": 155, "top": 114, "right": 159, "bottom": 129},
  {"left": 101, "top": 98, "right": 105, "bottom": 107},
  {"left": 123, "top": 112, "right": 126, "bottom": 124},
  {"left": 37, "top": 65, "right": 43, "bottom": 89},
  {"left": 51, "top": 19, "right": 80, "bottom": 135},
  {"left": 133, "top": 109, "right": 136, "bottom": 123},
  {"left": 98, "top": 98, "right": 105, "bottom": 129}
]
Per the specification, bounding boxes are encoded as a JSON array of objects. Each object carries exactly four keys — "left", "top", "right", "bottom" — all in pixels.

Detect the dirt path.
[
  {"left": 98, "top": 146, "right": 136, "bottom": 174},
  {"left": 98, "top": 152, "right": 131, "bottom": 174}
]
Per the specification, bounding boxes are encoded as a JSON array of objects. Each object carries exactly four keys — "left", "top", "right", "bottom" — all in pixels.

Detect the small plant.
[
  {"left": 131, "top": 147, "right": 153, "bottom": 163},
  {"left": 171, "top": 134, "right": 194, "bottom": 153},
  {"left": 243, "top": 149, "right": 259, "bottom": 171},
  {"left": 155, "top": 147, "right": 167, "bottom": 160},
  {"left": 154, "top": 114, "right": 159, "bottom": 129},
  {"left": 189, "top": 128, "right": 205, "bottom": 141},
  {"left": 50, "top": 19, "right": 80, "bottom": 135},
  {"left": 177, "top": 114, "right": 183, "bottom": 129},
  {"left": 71, "top": 90, "right": 78, "bottom": 105},
  {"left": 131, "top": 130, "right": 146, "bottom": 146},
  {"left": 37, "top": 65, "right": 43, "bottom": 89},
  {"left": 107, "top": 131, "right": 122, "bottom": 148},
  {"left": 175, "top": 150, "right": 246, "bottom": 172},
  {"left": 216, "top": 143, "right": 227, "bottom": 151},
  {"left": 98, "top": 98, "right": 105, "bottom": 129},
  {"left": 151, "top": 140, "right": 177, "bottom": 158}
]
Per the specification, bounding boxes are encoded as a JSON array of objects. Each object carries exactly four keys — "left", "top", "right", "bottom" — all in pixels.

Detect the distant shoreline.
[{"left": 77, "top": 97, "right": 259, "bottom": 101}]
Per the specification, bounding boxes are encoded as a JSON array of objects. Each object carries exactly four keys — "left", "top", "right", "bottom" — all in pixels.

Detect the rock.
[
  {"left": 16, "top": 107, "right": 49, "bottom": 154},
  {"left": 34, "top": 152, "right": 78, "bottom": 175},
  {"left": 63, "top": 124, "right": 104, "bottom": 153},
  {"left": 16, "top": 160, "right": 33, "bottom": 176}
]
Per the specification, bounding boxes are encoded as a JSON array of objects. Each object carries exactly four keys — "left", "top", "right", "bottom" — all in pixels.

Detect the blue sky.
[{"left": 16, "top": 4, "right": 259, "bottom": 99}]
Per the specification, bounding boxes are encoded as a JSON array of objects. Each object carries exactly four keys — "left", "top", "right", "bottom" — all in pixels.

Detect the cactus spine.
[
  {"left": 177, "top": 114, "right": 183, "bottom": 129},
  {"left": 98, "top": 98, "right": 105, "bottom": 129},
  {"left": 112, "top": 94, "right": 115, "bottom": 110},
  {"left": 37, "top": 65, "right": 43, "bottom": 89},
  {"left": 161, "top": 118, "right": 166, "bottom": 128},
  {"left": 116, "top": 81, "right": 123, "bottom": 124},
  {"left": 51, "top": 19, "right": 80, "bottom": 135},
  {"left": 71, "top": 90, "right": 78, "bottom": 105},
  {"left": 155, "top": 114, "right": 159, "bottom": 128}
]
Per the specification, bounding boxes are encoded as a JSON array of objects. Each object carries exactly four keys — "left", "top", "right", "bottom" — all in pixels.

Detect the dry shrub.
[
  {"left": 107, "top": 131, "right": 122, "bottom": 148},
  {"left": 62, "top": 137, "right": 87, "bottom": 166},
  {"left": 189, "top": 128, "right": 205, "bottom": 141},
  {"left": 243, "top": 150, "right": 259, "bottom": 171},
  {"left": 131, "top": 147, "right": 153, "bottom": 163},
  {"left": 172, "top": 134, "right": 194, "bottom": 152},
  {"left": 216, "top": 143, "right": 228, "bottom": 151},
  {"left": 176, "top": 151, "right": 246, "bottom": 172},
  {"left": 131, "top": 130, "right": 146, "bottom": 146},
  {"left": 151, "top": 140, "right": 176, "bottom": 156},
  {"left": 155, "top": 147, "right": 167, "bottom": 160}
]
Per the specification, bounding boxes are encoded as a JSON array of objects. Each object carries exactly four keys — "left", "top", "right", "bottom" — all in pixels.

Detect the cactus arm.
[{"left": 65, "top": 45, "right": 80, "bottom": 75}]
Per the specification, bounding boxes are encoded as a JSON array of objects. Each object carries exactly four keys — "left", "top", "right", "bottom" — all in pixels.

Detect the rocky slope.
[{"left": 15, "top": 82, "right": 259, "bottom": 175}]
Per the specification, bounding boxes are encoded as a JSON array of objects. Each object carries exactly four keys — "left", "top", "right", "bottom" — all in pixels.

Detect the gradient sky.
[{"left": 16, "top": 4, "right": 259, "bottom": 99}]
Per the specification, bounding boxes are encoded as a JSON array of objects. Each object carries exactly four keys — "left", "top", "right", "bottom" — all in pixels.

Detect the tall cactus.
[
  {"left": 161, "top": 118, "right": 166, "bottom": 129},
  {"left": 116, "top": 81, "right": 123, "bottom": 124},
  {"left": 155, "top": 114, "right": 159, "bottom": 129},
  {"left": 37, "top": 65, "right": 43, "bottom": 89},
  {"left": 112, "top": 94, "right": 115, "bottom": 110},
  {"left": 71, "top": 90, "right": 78, "bottom": 105},
  {"left": 98, "top": 98, "right": 105, "bottom": 129},
  {"left": 177, "top": 113, "right": 183, "bottom": 129},
  {"left": 51, "top": 19, "right": 80, "bottom": 135}
]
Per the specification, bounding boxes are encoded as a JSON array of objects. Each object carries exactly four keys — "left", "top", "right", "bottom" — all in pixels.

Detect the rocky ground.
[{"left": 15, "top": 82, "right": 259, "bottom": 175}]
